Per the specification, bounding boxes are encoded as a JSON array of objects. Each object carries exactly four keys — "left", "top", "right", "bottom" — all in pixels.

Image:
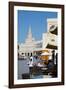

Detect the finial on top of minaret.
[
  {"left": 27, "top": 25, "right": 32, "bottom": 38},
  {"left": 28, "top": 25, "right": 32, "bottom": 34}
]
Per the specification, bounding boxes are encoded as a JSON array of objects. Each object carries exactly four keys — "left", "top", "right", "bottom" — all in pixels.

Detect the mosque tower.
[
  {"left": 23, "top": 25, "right": 36, "bottom": 56},
  {"left": 25, "top": 26, "right": 35, "bottom": 43}
]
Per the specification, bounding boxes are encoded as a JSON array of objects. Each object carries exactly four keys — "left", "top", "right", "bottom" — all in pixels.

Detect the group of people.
[{"left": 27, "top": 50, "right": 57, "bottom": 77}]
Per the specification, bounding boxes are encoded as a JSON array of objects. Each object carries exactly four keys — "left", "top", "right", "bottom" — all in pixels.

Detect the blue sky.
[{"left": 18, "top": 10, "right": 57, "bottom": 43}]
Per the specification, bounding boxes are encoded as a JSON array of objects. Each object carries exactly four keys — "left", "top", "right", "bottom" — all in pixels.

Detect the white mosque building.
[
  {"left": 18, "top": 26, "right": 42, "bottom": 57},
  {"left": 18, "top": 18, "right": 58, "bottom": 60}
]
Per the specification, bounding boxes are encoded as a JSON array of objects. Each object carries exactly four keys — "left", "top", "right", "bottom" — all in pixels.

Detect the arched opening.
[
  {"left": 31, "top": 53, "right": 32, "bottom": 56},
  {"left": 28, "top": 53, "right": 29, "bottom": 56}
]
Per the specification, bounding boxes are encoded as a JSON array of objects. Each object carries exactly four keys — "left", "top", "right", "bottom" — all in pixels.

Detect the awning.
[
  {"left": 50, "top": 27, "right": 57, "bottom": 35},
  {"left": 41, "top": 52, "right": 51, "bottom": 56},
  {"left": 46, "top": 44, "right": 57, "bottom": 49}
]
